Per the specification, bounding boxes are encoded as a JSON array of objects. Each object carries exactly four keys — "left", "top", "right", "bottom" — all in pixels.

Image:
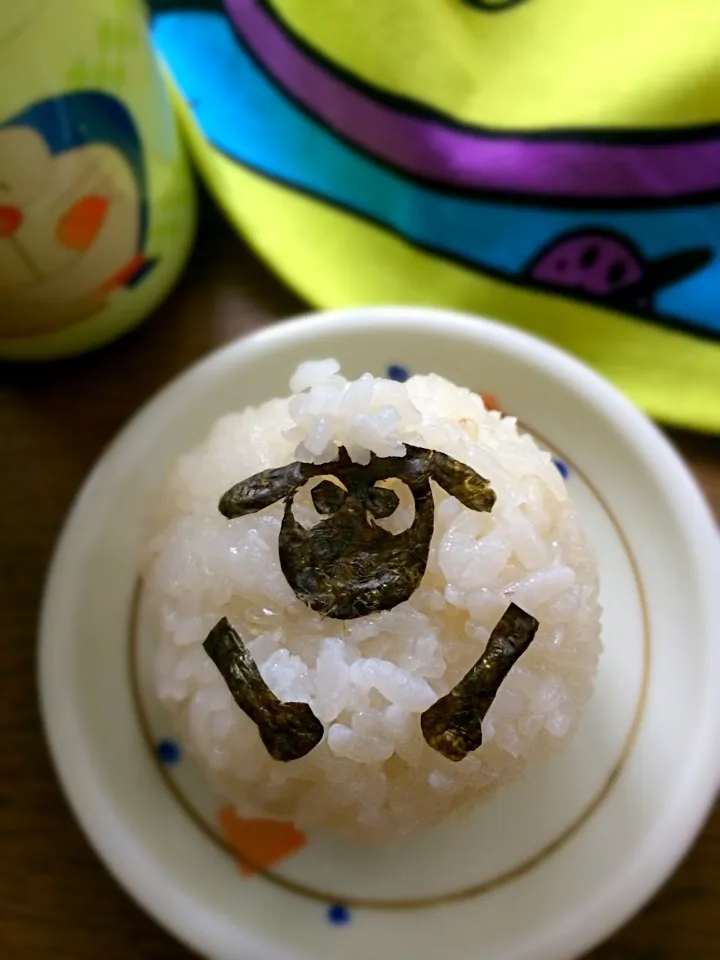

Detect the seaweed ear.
[
  {"left": 219, "top": 462, "right": 311, "bottom": 518},
  {"left": 428, "top": 450, "right": 496, "bottom": 513}
]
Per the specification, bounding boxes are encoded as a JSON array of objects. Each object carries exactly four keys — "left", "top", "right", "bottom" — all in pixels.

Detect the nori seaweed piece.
[
  {"left": 364, "top": 485, "right": 400, "bottom": 519},
  {"left": 311, "top": 479, "right": 348, "bottom": 515},
  {"left": 220, "top": 460, "right": 313, "bottom": 518},
  {"left": 203, "top": 618, "right": 324, "bottom": 762},
  {"left": 218, "top": 445, "right": 496, "bottom": 620},
  {"left": 421, "top": 604, "right": 539, "bottom": 762},
  {"left": 278, "top": 473, "right": 436, "bottom": 620}
]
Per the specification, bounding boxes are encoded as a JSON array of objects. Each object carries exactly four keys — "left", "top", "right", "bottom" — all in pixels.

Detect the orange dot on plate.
[
  {"left": 479, "top": 392, "right": 502, "bottom": 412},
  {"left": 218, "top": 806, "right": 307, "bottom": 877}
]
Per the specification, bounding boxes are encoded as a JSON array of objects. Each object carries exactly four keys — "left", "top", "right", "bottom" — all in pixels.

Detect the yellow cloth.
[{"left": 152, "top": 0, "right": 720, "bottom": 430}]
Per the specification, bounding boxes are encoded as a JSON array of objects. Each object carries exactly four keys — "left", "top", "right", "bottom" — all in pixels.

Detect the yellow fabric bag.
[{"left": 152, "top": 0, "right": 720, "bottom": 430}]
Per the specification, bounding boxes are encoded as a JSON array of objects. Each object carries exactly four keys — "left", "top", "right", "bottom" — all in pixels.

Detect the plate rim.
[{"left": 38, "top": 306, "right": 720, "bottom": 960}]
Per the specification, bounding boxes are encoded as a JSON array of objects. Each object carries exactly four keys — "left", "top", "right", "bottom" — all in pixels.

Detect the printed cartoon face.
[{"left": 0, "top": 124, "right": 144, "bottom": 337}]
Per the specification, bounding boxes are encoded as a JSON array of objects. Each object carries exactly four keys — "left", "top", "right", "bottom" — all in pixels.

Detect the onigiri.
[{"left": 143, "top": 361, "right": 602, "bottom": 844}]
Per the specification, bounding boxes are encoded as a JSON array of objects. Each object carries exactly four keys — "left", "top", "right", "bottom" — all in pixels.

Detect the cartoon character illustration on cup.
[
  {"left": 0, "top": 91, "right": 157, "bottom": 338},
  {"left": 0, "top": 0, "right": 196, "bottom": 359}
]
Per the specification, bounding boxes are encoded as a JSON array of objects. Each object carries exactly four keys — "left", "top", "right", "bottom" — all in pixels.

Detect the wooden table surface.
[{"left": 2, "top": 202, "right": 719, "bottom": 959}]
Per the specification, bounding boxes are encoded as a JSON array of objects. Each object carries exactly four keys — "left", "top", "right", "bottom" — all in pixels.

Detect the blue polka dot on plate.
[
  {"left": 156, "top": 738, "right": 182, "bottom": 765},
  {"left": 387, "top": 364, "right": 410, "bottom": 383},
  {"left": 553, "top": 459, "right": 570, "bottom": 480},
  {"left": 327, "top": 904, "right": 351, "bottom": 925}
]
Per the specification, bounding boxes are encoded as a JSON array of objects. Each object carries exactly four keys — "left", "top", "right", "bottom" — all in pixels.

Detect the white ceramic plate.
[{"left": 39, "top": 307, "right": 720, "bottom": 960}]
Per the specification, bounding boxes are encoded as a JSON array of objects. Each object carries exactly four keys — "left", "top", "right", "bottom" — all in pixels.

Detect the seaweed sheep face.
[
  {"left": 202, "top": 443, "right": 532, "bottom": 765},
  {"left": 218, "top": 444, "right": 497, "bottom": 619}
]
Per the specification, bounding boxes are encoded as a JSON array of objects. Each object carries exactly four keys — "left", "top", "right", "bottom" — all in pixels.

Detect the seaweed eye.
[
  {"left": 370, "top": 479, "right": 416, "bottom": 535},
  {"left": 365, "top": 485, "right": 400, "bottom": 519},
  {"left": 311, "top": 479, "right": 348, "bottom": 515}
]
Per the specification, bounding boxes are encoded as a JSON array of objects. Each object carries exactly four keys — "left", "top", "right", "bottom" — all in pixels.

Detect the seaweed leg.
[
  {"left": 420, "top": 604, "right": 539, "bottom": 761},
  {"left": 203, "top": 618, "right": 324, "bottom": 761}
]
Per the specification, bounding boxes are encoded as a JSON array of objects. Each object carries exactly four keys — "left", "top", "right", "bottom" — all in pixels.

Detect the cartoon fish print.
[{"left": 526, "top": 230, "right": 712, "bottom": 313}]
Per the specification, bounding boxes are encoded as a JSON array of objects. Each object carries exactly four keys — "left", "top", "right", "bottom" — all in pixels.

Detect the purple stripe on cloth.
[{"left": 224, "top": 0, "right": 720, "bottom": 201}]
